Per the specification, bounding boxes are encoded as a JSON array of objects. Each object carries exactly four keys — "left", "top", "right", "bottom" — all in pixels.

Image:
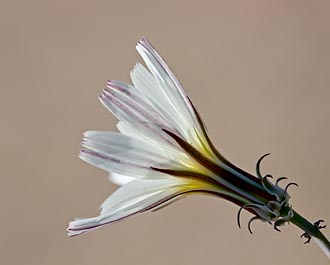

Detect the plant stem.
[{"left": 290, "top": 209, "right": 330, "bottom": 259}]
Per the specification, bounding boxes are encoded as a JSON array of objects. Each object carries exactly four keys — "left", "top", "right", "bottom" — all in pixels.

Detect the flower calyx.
[{"left": 237, "top": 154, "right": 298, "bottom": 234}]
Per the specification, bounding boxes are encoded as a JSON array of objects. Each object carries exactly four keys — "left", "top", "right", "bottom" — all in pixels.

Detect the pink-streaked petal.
[
  {"left": 130, "top": 63, "right": 191, "bottom": 137},
  {"left": 99, "top": 88, "right": 176, "bottom": 148},
  {"left": 79, "top": 131, "right": 189, "bottom": 179},
  {"left": 105, "top": 82, "right": 172, "bottom": 132}
]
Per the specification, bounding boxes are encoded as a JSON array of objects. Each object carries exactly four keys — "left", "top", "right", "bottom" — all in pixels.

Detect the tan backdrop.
[{"left": 1, "top": 1, "right": 330, "bottom": 264}]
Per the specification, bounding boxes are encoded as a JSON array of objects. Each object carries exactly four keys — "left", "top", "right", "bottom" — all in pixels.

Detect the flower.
[{"left": 67, "top": 38, "right": 330, "bottom": 259}]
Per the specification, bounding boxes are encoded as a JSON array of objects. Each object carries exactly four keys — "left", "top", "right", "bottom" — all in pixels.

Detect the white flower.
[
  {"left": 67, "top": 39, "right": 330, "bottom": 262},
  {"left": 67, "top": 38, "right": 291, "bottom": 236}
]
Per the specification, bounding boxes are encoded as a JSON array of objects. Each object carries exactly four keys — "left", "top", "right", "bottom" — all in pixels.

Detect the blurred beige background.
[{"left": 1, "top": 0, "right": 330, "bottom": 264}]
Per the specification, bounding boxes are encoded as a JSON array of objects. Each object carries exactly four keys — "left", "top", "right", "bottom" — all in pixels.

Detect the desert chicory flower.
[{"left": 68, "top": 38, "right": 330, "bottom": 259}]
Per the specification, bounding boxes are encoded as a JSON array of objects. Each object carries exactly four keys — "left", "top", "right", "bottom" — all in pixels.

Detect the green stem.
[{"left": 290, "top": 209, "right": 330, "bottom": 259}]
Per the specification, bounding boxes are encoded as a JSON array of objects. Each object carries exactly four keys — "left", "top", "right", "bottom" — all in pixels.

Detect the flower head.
[{"left": 67, "top": 38, "right": 330, "bottom": 260}]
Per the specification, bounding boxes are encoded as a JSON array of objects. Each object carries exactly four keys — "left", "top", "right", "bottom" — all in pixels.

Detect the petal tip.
[{"left": 138, "top": 36, "right": 148, "bottom": 45}]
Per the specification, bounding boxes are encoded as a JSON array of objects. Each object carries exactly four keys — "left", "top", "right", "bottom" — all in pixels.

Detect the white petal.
[
  {"left": 99, "top": 85, "right": 177, "bottom": 148},
  {"left": 107, "top": 172, "right": 135, "bottom": 186},
  {"left": 79, "top": 131, "right": 190, "bottom": 178},
  {"left": 106, "top": 80, "right": 196, "bottom": 156},
  {"left": 135, "top": 38, "right": 214, "bottom": 155},
  {"left": 116, "top": 121, "right": 144, "bottom": 139},
  {"left": 136, "top": 38, "right": 204, "bottom": 137},
  {"left": 67, "top": 177, "right": 192, "bottom": 236},
  {"left": 100, "top": 177, "right": 185, "bottom": 213},
  {"left": 107, "top": 80, "right": 169, "bottom": 128},
  {"left": 130, "top": 63, "right": 190, "bottom": 136}
]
